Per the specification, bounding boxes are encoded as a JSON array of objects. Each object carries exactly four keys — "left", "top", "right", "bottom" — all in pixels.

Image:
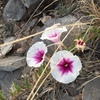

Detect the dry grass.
[
  {"left": 80, "top": 0, "right": 100, "bottom": 25},
  {"left": 0, "top": 0, "right": 100, "bottom": 100}
]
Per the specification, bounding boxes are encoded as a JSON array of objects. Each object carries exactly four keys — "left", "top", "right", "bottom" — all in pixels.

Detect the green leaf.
[
  {"left": 38, "top": 67, "right": 43, "bottom": 76},
  {"left": 13, "top": 82, "right": 21, "bottom": 93},
  {"left": 25, "top": 74, "right": 32, "bottom": 89},
  {"left": 38, "top": 63, "right": 46, "bottom": 76},
  {"left": 90, "top": 27, "right": 100, "bottom": 40},
  {"left": 0, "top": 90, "right": 5, "bottom": 100},
  {"left": 68, "top": 43, "right": 75, "bottom": 52}
]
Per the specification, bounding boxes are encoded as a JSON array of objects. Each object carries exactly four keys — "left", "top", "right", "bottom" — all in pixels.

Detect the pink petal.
[
  {"left": 33, "top": 50, "right": 44, "bottom": 64},
  {"left": 49, "top": 32, "right": 58, "bottom": 38},
  {"left": 57, "top": 58, "right": 74, "bottom": 75},
  {"left": 40, "top": 24, "right": 67, "bottom": 43}
]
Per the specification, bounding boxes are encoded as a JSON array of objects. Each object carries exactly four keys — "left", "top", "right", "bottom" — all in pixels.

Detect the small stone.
[
  {"left": 0, "top": 56, "right": 26, "bottom": 71},
  {"left": 94, "top": 71, "right": 100, "bottom": 76},
  {"left": 0, "top": 37, "right": 15, "bottom": 58},
  {"left": 3, "top": 0, "right": 27, "bottom": 21},
  {"left": 39, "top": 15, "right": 52, "bottom": 24}
]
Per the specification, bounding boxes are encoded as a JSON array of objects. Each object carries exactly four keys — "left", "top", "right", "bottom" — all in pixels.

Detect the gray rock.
[
  {"left": 0, "top": 56, "right": 26, "bottom": 71},
  {"left": 3, "top": 0, "right": 27, "bottom": 21},
  {"left": 0, "top": 37, "right": 15, "bottom": 58},
  {"left": 42, "top": 15, "right": 77, "bottom": 27},
  {"left": 0, "top": 71, "right": 7, "bottom": 80},
  {"left": 21, "top": 0, "right": 41, "bottom": 8},
  {"left": 83, "top": 77, "right": 100, "bottom": 100},
  {"left": 0, "top": 72, "right": 14, "bottom": 99},
  {"left": 21, "top": 0, "right": 54, "bottom": 8},
  {"left": 33, "top": 15, "right": 87, "bottom": 54},
  {"left": 56, "top": 90, "right": 73, "bottom": 100},
  {"left": 3, "top": 0, "right": 56, "bottom": 21},
  {"left": 0, "top": 68, "right": 23, "bottom": 99}
]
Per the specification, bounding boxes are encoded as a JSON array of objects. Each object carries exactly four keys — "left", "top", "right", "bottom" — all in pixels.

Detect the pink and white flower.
[
  {"left": 40, "top": 23, "right": 67, "bottom": 43},
  {"left": 50, "top": 50, "right": 82, "bottom": 84},
  {"left": 75, "top": 38, "right": 86, "bottom": 52},
  {"left": 26, "top": 42, "right": 47, "bottom": 67}
]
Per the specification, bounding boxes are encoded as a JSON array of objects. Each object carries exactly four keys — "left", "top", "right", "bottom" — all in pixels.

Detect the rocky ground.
[{"left": 0, "top": 0, "right": 100, "bottom": 100}]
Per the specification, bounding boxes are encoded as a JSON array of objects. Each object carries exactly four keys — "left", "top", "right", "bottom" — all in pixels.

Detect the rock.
[
  {"left": 56, "top": 89, "right": 73, "bottom": 100},
  {"left": 3, "top": 21, "right": 14, "bottom": 35},
  {"left": 0, "top": 37, "right": 15, "bottom": 58},
  {"left": 29, "top": 18, "right": 38, "bottom": 29},
  {"left": 0, "top": 56, "right": 26, "bottom": 71},
  {"left": 33, "top": 15, "right": 88, "bottom": 54},
  {"left": 0, "top": 68, "right": 23, "bottom": 99},
  {"left": 0, "top": 71, "right": 7, "bottom": 80},
  {"left": 83, "top": 77, "right": 100, "bottom": 100},
  {"left": 3, "top": 0, "right": 57, "bottom": 21},
  {"left": 39, "top": 15, "right": 52, "bottom": 25},
  {"left": 21, "top": 0, "right": 55, "bottom": 8},
  {"left": 21, "top": 0, "right": 41, "bottom": 8},
  {"left": 41, "top": 14, "right": 77, "bottom": 27},
  {"left": 21, "top": 0, "right": 57, "bottom": 23},
  {"left": 3, "top": 0, "right": 27, "bottom": 21}
]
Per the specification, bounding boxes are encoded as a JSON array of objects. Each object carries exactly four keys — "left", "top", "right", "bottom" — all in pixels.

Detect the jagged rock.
[
  {"left": 83, "top": 77, "right": 100, "bottom": 100},
  {"left": 0, "top": 68, "right": 23, "bottom": 99},
  {"left": 33, "top": 15, "right": 88, "bottom": 54},
  {"left": 0, "top": 37, "right": 15, "bottom": 57},
  {"left": 0, "top": 71, "right": 7, "bottom": 80},
  {"left": 0, "top": 56, "right": 26, "bottom": 71},
  {"left": 3, "top": 0, "right": 56, "bottom": 21},
  {"left": 0, "top": 37, "right": 15, "bottom": 58},
  {"left": 3, "top": 0, "right": 27, "bottom": 21},
  {"left": 56, "top": 89, "right": 73, "bottom": 100}
]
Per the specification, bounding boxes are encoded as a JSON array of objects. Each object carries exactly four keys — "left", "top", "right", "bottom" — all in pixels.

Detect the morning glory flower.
[
  {"left": 75, "top": 38, "right": 86, "bottom": 52},
  {"left": 40, "top": 23, "right": 67, "bottom": 43},
  {"left": 26, "top": 42, "right": 47, "bottom": 67},
  {"left": 50, "top": 50, "right": 82, "bottom": 84}
]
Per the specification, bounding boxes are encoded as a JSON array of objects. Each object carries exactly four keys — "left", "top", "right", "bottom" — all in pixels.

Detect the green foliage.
[
  {"left": 91, "top": 26, "right": 100, "bottom": 34},
  {"left": 10, "top": 76, "right": 32, "bottom": 98},
  {"left": 82, "top": 27, "right": 91, "bottom": 42},
  {"left": 25, "top": 74, "right": 32, "bottom": 89},
  {"left": 68, "top": 43, "right": 75, "bottom": 52},
  {"left": 38, "top": 63, "right": 46, "bottom": 76},
  {"left": 13, "top": 82, "right": 21, "bottom": 96},
  {"left": 90, "top": 26, "right": 100, "bottom": 40},
  {"left": 59, "top": 3, "right": 77, "bottom": 17},
  {"left": 38, "top": 67, "right": 43, "bottom": 76},
  {"left": 0, "top": 90, "right": 5, "bottom": 100}
]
